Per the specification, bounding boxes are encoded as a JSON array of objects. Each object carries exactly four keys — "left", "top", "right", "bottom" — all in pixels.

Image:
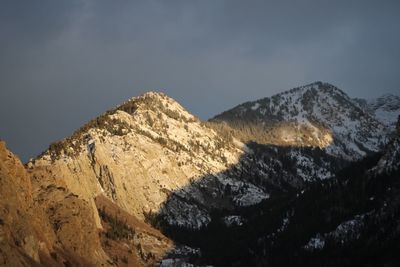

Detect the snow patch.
[
  {"left": 251, "top": 102, "right": 260, "bottom": 110},
  {"left": 223, "top": 215, "right": 244, "bottom": 227},
  {"left": 304, "top": 235, "right": 325, "bottom": 251}
]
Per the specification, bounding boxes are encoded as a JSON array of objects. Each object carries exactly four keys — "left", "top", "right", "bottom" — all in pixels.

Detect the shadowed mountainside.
[{"left": 150, "top": 126, "right": 400, "bottom": 267}]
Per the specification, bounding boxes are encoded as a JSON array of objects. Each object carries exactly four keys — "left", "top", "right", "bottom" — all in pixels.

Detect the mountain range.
[{"left": 0, "top": 82, "right": 399, "bottom": 267}]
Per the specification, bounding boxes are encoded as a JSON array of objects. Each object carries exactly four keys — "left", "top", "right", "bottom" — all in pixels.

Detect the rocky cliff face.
[
  {"left": 0, "top": 139, "right": 172, "bottom": 267},
  {"left": 0, "top": 140, "right": 111, "bottom": 267},
  {"left": 212, "top": 82, "right": 390, "bottom": 161},
  {"left": 0, "top": 140, "right": 41, "bottom": 266}
]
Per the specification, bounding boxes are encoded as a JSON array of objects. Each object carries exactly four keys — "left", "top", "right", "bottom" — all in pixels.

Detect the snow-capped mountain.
[
  {"left": 2, "top": 85, "right": 399, "bottom": 267},
  {"left": 212, "top": 82, "right": 390, "bottom": 161},
  {"left": 24, "top": 90, "right": 348, "bottom": 243},
  {"left": 28, "top": 86, "right": 388, "bottom": 232},
  {"left": 354, "top": 94, "right": 400, "bottom": 129},
  {"left": 30, "top": 92, "right": 271, "bottom": 230}
]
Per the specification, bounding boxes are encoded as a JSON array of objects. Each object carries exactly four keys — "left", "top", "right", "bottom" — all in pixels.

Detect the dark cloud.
[{"left": 1, "top": 0, "right": 399, "bottom": 161}]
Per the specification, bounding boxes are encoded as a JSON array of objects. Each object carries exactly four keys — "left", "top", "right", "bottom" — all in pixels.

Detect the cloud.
[{"left": 0, "top": 0, "right": 399, "bottom": 161}]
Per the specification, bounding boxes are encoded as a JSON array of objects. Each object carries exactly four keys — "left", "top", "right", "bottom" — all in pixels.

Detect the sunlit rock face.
[
  {"left": 212, "top": 82, "right": 390, "bottom": 161},
  {"left": 0, "top": 140, "right": 41, "bottom": 266},
  {"left": 0, "top": 140, "right": 112, "bottom": 267},
  {"left": 30, "top": 92, "right": 262, "bottom": 229}
]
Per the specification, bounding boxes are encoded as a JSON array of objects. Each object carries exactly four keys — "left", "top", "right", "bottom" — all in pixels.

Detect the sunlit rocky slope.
[
  {"left": 0, "top": 139, "right": 172, "bottom": 267},
  {"left": 212, "top": 82, "right": 390, "bottom": 160},
  {"left": 0, "top": 140, "right": 112, "bottom": 266},
  {"left": 30, "top": 92, "right": 266, "bottom": 230}
]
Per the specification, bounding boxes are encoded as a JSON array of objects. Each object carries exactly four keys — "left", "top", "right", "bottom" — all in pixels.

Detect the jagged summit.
[
  {"left": 37, "top": 91, "right": 199, "bottom": 160},
  {"left": 138, "top": 90, "right": 166, "bottom": 98},
  {"left": 212, "top": 82, "right": 389, "bottom": 160},
  {"left": 120, "top": 91, "right": 175, "bottom": 111},
  {"left": 117, "top": 90, "right": 197, "bottom": 122},
  {"left": 277, "top": 81, "right": 349, "bottom": 99}
]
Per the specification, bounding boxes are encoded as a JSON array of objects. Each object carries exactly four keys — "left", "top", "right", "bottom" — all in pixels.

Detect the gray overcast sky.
[{"left": 1, "top": 0, "right": 399, "bottom": 161}]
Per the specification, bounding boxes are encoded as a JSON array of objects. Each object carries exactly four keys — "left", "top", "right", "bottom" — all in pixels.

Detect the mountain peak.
[
  {"left": 281, "top": 81, "right": 348, "bottom": 99},
  {"left": 37, "top": 91, "right": 199, "bottom": 161},
  {"left": 128, "top": 91, "right": 167, "bottom": 102},
  {"left": 118, "top": 91, "right": 170, "bottom": 112},
  {"left": 116, "top": 90, "right": 197, "bottom": 123},
  {"left": 212, "top": 82, "right": 388, "bottom": 160}
]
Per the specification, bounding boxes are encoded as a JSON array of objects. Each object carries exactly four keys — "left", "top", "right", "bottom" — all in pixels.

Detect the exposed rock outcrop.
[
  {"left": 1, "top": 139, "right": 172, "bottom": 267},
  {"left": 0, "top": 140, "right": 110, "bottom": 266}
]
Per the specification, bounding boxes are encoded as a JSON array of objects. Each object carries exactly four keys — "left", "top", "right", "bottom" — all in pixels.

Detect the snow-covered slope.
[
  {"left": 176, "top": 120, "right": 400, "bottom": 266},
  {"left": 212, "top": 82, "right": 390, "bottom": 161},
  {"left": 372, "top": 116, "right": 400, "bottom": 174},
  {"left": 365, "top": 94, "right": 400, "bottom": 129}
]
